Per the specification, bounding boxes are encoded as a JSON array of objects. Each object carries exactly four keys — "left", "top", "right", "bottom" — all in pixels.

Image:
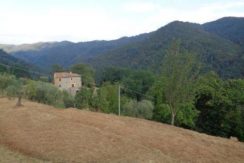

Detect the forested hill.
[
  {"left": 88, "top": 20, "right": 243, "bottom": 78},
  {"left": 203, "top": 17, "right": 244, "bottom": 46},
  {"left": 1, "top": 17, "right": 244, "bottom": 78},
  {"left": 1, "top": 34, "right": 150, "bottom": 71},
  {"left": 0, "top": 49, "right": 39, "bottom": 77}
]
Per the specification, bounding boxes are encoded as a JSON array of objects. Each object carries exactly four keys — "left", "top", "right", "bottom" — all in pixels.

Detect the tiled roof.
[{"left": 54, "top": 72, "right": 81, "bottom": 78}]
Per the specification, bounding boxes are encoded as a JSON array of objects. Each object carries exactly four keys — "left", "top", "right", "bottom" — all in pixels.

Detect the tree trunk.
[
  {"left": 16, "top": 95, "right": 22, "bottom": 107},
  {"left": 171, "top": 112, "right": 175, "bottom": 125}
]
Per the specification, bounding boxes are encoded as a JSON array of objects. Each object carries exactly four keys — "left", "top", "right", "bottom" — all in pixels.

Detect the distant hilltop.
[{"left": 0, "top": 16, "right": 244, "bottom": 78}]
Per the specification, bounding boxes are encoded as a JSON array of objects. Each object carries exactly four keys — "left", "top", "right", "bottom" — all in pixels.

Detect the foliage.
[
  {"left": 63, "top": 91, "right": 75, "bottom": 108},
  {"left": 0, "top": 73, "right": 16, "bottom": 96},
  {"left": 122, "top": 99, "right": 154, "bottom": 119},
  {"left": 0, "top": 50, "right": 32, "bottom": 78},
  {"left": 122, "top": 70, "right": 155, "bottom": 100},
  {"left": 75, "top": 88, "right": 93, "bottom": 109},
  {"left": 96, "top": 83, "right": 119, "bottom": 113},
  {"left": 153, "top": 103, "right": 198, "bottom": 128},
  {"left": 0, "top": 73, "right": 25, "bottom": 106},
  {"left": 25, "top": 80, "right": 64, "bottom": 107},
  {"left": 74, "top": 82, "right": 128, "bottom": 115},
  {"left": 90, "top": 20, "right": 243, "bottom": 79},
  {"left": 100, "top": 67, "right": 155, "bottom": 100},
  {"left": 159, "top": 40, "right": 200, "bottom": 125},
  {"left": 195, "top": 72, "right": 244, "bottom": 141},
  {"left": 203, "top": 17, "right": 244, "bottom": 46}
]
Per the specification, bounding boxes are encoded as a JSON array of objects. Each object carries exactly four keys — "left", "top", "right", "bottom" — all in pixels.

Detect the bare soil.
[{"left": 0, "top": 98, "right": 244, "bottom": 163}]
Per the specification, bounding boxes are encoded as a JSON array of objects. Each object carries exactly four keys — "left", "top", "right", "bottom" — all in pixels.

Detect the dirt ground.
[{"left": 0, "top": 98, "right": 244, "bottom": 163}]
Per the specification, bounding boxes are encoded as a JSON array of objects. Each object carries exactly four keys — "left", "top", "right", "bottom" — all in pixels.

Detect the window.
[
  {"left": 59, "top": 78, "right": 61, "bottom": 81},
  {"left": 71, "top": 77, "right": 72, "bottom": 80},
  {"left": 72, "top": 84, "right": 75, "bottom": 87},
  {"left": 59, "top": 84, "right": 61, "bottom": 87}
]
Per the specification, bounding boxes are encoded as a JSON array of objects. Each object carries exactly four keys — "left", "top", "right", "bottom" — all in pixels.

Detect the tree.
[
  {"left": 63, "top": 91, "right": 75, "bottom": 108},
  {"left": 96, "top": 82, "right": 118, "bottom": 113},
  {"left": 6, "top": 78, "right": 25, "bottom": 107},
  {"left": 123, "top": 99, "right": 154, "bottom": 119},
  {"left": 195, "top": 72, "right": 244, "bottom": 140},
  {"left": 161, "top": 40, "right": 200, "bottom": 125},
  {"left": 75, "top": 88, "right": 93, "bottom": 109},
  {"left": 0, "top": 73, "right": 16, "bottom": 96},
  {"left": 122, "top": 70, "right": 155, "bottom": 101},
  {"left": 100, "top": 67, "right": 155, "bottom": 101},
  {"left": 25, "top": 80, "right": 64, "bottom": 107},
  {"left": 150, "top": 80, "right": 198, "bottom": 128}
]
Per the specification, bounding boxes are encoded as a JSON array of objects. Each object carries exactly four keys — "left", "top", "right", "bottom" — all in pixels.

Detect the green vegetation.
[
  {"left": 24, "top": 80, "right": 66, "bottom": 107},
  {"left": 157, "top": 40, "right": 200, "bottom": 125},
  {"left": 203, "top": 17, "right": 244, "bottom": 46},
  {"left": 195, "top": 72, "right": 244, "bottom": 141},
  {"left": 0, "top": 73, "right": 73, "bottom": 108},
  {"left": 0, "top": 50, "right": 31, "bottom": 78},
  {"left": 123, "top": 99, "right": 154, "bottom": 119}
]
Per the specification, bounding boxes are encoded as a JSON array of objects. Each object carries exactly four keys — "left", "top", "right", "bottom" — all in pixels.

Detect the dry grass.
[
  {"left": 0, "top": 144, "right": 50, "bottom": 163},
  {"left": 0, "top": 98, "right": 244, "bottom": 163}
]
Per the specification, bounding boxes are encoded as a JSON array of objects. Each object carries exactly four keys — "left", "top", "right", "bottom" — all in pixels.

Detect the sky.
[{"left": 0, "top": 0, "right": 244, "bottom": 44}]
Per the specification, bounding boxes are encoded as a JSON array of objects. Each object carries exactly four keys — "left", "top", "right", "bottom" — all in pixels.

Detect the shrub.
[
  {"left": 123, "top": 99, "right": 154, "bottom": 119},
  {"left": 25, "top": 80, "right": 64, "bottom": 107}
]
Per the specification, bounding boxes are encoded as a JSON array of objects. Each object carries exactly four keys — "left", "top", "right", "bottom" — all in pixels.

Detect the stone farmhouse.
[{"left": 54, "top": 72, "right": 82, "bottom": 96}]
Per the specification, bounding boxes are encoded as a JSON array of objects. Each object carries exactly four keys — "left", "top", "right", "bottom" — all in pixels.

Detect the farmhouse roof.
[{"left": 54, "top": 72, "right": 81, "bottom": 78}]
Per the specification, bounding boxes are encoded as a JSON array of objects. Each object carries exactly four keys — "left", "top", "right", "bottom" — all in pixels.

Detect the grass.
[
  {"left": 0, "top": 98, "right": 244, "bottom": 163},
  {"left": 0, "top": 144, "right": 49, "bottom": 163}
]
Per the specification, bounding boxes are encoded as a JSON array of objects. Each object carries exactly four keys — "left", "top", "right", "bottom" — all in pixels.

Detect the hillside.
[
  {"left": 0, "top": 98, "right": 244, "bottom": 163},
  {"left": 1, "top": 35, "right": 150, "bottom": 71},
  {"left": 0, "top": 49, "right": 40, "bottom": 77},
  {"left": 1, "top": 17, "right": 244, "bottom": 78},
  {"left": 0, "top": 145, "right": 48, "bottom": 163},
  {"left": 89, "top": 21, "right": 243, "bottom": 78},
  {"left": 203, "top": 17, "right": 244, "bottom": 46}
]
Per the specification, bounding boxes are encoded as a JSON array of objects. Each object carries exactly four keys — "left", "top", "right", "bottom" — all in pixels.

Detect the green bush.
[
  {"left": 123, "top": 99, "right": 154, "bottom": 119},
  {"left": 0, "top": 73, "right": 17, "bottom": 96},
  {"left": 63, "top": 91, "right": 75, "bottom": 108},
  {"left": 25, "top": 80, "right": 64, "bottom": 107},
  {"left": 75, "top": 88, "right": 93, "bottom": 109}
]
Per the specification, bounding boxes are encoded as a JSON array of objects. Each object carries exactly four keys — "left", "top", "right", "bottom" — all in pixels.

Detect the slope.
[
  {"left": 2, "top": 17, "right": 244, "bottom": 78},
  {"left": 0, "top": 145, "right": 48, "bottom": 163},
  {"left": 203, "top": 17, "right": 244, "bottom": 46},
  {"left": 0, "top": 49, "right": 40, "bottom": 77},
  {"left": 1, "top": 34, "right": 150, "bottom": 71},
  {"left": 0, "top": 98, "right": 244, "bottom": 163},
  {"left": 89, "top": 21, "right": 242, "bottom": 78}
]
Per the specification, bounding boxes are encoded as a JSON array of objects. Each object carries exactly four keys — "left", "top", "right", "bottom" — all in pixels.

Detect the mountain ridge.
[{"left": 1, "top": 16, "right": 244, "bottom": 78}]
